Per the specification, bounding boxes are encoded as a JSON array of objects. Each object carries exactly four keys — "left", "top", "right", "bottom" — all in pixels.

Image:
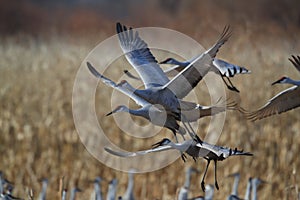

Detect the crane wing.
[
  {"left": 87, "top": 62, "right": 149, "bottom": 107},
  {"left": 116, "top": 23, "right": 169, "bottom": 88},
  {"left": 104, "top": 145, "right": 173, "bottom": 157},
  {"left": 163, "top": 65, "right": 186, "bottom": 77},
  {"left": 246, "top": 85, "right": 300, "bottom": 121},
  {"left": 163, "top": 26, "right": 232, "bottom": 99},
  {"left": 288, "top": 55, "right": 300, "bottom": 73}
]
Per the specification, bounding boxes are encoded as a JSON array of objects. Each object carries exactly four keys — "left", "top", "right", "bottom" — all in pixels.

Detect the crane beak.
[
  {"left": 151, "top": 140, "right": 163, "bottom": 149},
  {"left": 106, "top": 111, "right": 113, "bottom": 116},
  {"left": 159, "top": 59, "right": 168, "bottom": 64},
  {"left": 271, "top": 79, "right": 282, "bottom": 85}
]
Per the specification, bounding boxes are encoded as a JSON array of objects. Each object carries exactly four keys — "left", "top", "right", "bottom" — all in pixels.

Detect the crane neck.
[
  {"left": 251, "top": 179, "right": 259, "bottom": 200},
  {"left": 244, "top": 178, "right": 252, "bottom": 200},
  {"left": 170, "top": 141, "right": 191, "bottom": 152},
  {"left": 94, "top": 182, "right": 102, "bottom": 200},
  {"left": 286, "top": 78, "right": 300, "bottom": 86},
  {"left": 170, "top": 58, "right": 190, "bottom": 67},
  {"left": 184, "top": 168, "right": 192, "bottom": 188},
  {"left": 124, "top": 173, "right": 134, "bottom": 199},
  {"left": 232, "top": 174, "right": 240, "bottom": 196},
  {"left": 127, "top": 107, "right": 148, "bottom": 118}
]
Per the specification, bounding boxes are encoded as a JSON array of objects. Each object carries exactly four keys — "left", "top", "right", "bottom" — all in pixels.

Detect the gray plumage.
[
  {"left": 105, "top": 138, "right": 252, "bottom": 192},
  {"left": 106, "top": 179, "right": 118, "bottom": 200},
  {"left": 160, "top": 58, "right": 250, "bottom": 92},
  {"left": 245, "top": 55, "right": 300, "bottom": 121},
  {"left": 178, "top": 167, "right": 198, "bottom": 200},
  {"left": 122, "top": 170, "right": 135, "bottom": 200},
  {"left": 38, "top": 179, "right": 48, "bottom": 200}
]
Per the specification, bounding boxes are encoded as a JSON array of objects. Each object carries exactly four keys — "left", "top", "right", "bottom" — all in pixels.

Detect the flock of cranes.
[
  {"left": 2, "top": 22, "right": 298, "bottom": 199},
  {"left": 0, "top": 167, "right": 266, "bottom": 200},
  {"left": 86, "top": 22, "right": 300, "bottom": 197}
]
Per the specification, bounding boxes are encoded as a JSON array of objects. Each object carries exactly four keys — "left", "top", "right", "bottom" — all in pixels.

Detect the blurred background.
[{"left": 0, "top": 0, "right": 300, "bottom": 199}]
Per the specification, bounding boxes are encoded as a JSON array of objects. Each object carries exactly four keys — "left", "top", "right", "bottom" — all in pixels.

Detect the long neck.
[
  {"left": 232, "top": 175, "right": 240, "bottom": 196},
  {"left": 251, "top": 180, "right": 258, "bottom": 200},
  {"left": 170, "top": 58, "right": 190, "bottom": 67},
  {"left": 184, "top": 168, "right": 192, "bottom": 188},
  {"left": 61, "top": 190, "right": 67, "bottom": 200},
  {"left": 94, "top": 182, "right": 102, "bottom": 200},
  {"left": 69, "top": 189, "right": 76, "bottom": 200},
  {"left": 38, "top": 181, "right": 48, "bottom": 200},
  {"left": 170, "top": 141, "right": 191, "bottom": 152},
  {"left": 0, "top": 175, "right": 3, "bottom": 194},
  {"left": 244, "top": 178, "right": 252, "bottom": 200},
  {"left": 205, "top": 185, "right": 214, "bottom": 199},
  {"left": 127, "top": 107, "right": 148, "bottom": 118},
  {"left": 107, "top": 182, "right": 117, "bottom": 200},
  {"left": 124, "top": 173, "right": 134, "bottom": 199},
  {"left": 285, "top": 77, "right": 300, "bottom": 86}
]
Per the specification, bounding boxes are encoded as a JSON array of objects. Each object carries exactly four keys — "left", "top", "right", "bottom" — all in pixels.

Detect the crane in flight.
[
  {"left": 245, "top": 55, "right": 300, "bottom": 121},
  {"left": 104, "top": 138, "right": 252, "bottom": 192},
  {"left": 115, "top": 22, "right": 232, "bottom": 129},
  {"left": 87, "top": 62, "right": 238, "bottom": 144},
  {"left": 159, "top": 57, "right": 250, "bottom": 93}
]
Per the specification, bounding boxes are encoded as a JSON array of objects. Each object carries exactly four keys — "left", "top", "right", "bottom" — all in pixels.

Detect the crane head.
[
  {"left": 151, "top": 138, "right": 172, "bottom": 149},
  {"left": 271, "top": 76, "right": 288, "bottom": 85},
  {"left": 106, "top": 105, "right": 128, "bottom": 116}
]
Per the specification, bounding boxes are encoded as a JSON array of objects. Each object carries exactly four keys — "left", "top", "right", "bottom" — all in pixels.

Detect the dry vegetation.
[{"left": 1, "top": 1, "right": 300, "bottom": 200}]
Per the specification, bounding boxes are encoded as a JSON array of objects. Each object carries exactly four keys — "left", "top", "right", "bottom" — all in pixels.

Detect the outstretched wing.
[
  {"left": 245, "top": 86, "right": 300, "bottom": 121},
  {"left": 116, "top": 23, "right": 169, "bottom": 88},
  {"left": 288, "top": 55, "right": 300, "bottom": 73},
  {"left": 164, "top": 26, "right": 232, "bottom": 99},
  {"left": 87, "top": 62, "right": 149, "bottom": 107},
  {"left": 104, "top": 145, "right": 173, "bottom": 157}
]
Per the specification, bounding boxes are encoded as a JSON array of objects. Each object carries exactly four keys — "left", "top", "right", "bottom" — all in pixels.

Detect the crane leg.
[
  {"left": 172, "top": 130, "right": 187, "bottom": 162},
  {"left": 182, "top": 121, "right": 194, "bottom": 139},
  {"left": 225, "top": 77, "right": 239, "bottom": 93},
  {"left": 181, "top": 115, "right": 202, "bottom": 144},
  {"left": 214, "top": 160, "right": 219, "bottom": 190},
  {"left": 201, "top": 159, "right": 211, "bottom": 192},
  {"left": 221, "top": 76, "right": 239, "bottom": 93},
  {"left": 181, "top": 153, "right": 187, "bottom": 162},
  {"left": 186, "top": 121, "right": 203, "bottom": 144}
]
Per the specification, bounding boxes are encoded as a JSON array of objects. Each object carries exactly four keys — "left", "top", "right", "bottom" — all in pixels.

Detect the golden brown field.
[{"left": 1, "top": 1, "right": 300, "bottom": 200}]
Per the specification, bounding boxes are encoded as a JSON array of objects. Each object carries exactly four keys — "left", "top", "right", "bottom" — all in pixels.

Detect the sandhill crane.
[
  {"left": 178, "top": 167, "right": 198, "bottom": 200},
  {"left": 204, "top": 184, "right": 214, "bottom": 200},
  {"left": 69, "top": 188, "right": 81, "bottom": 200},
  {"left": 105, "top": 138, "right": 252, "bottom": 192},
  {"left": 62, "top": 189, "right": 67, "bottom": 200},
  {"left": 245, "top": 55, "right": 300, "bottom": 121},
  {"left": 159, "top": 58, "right": 250, "bottom": 93},
  {"left": 227, "top": 172, "right": 240, "bottom": 197},
  {"left": 106, "top": 105, "right": 186, "bottom": 141},
  {"left": 38, "top": 179, "right": 48, "bottom": 200},
  {"left": 115, "top": 22, "right": 231, "bottom": 125},
  {"left": 92, "top": 177, "right": 103, "bottom": 200},
  {"left": 87, "top": 62, "right": 187, "bottom": 142},
  {"left": 251, "top": 178, "right": 267, "bottom": 200},
  {"left": 244, "top": 177, "right": 252, "bottom": 200},
  {"left": 189, "top": 184, "right": 215, "bottom": 200},
  {"left": 0, "top": 172, "right": 3, "bottom": 196},
  {"left": 88, "top": 62, "right": 238, "bottom": 144},
  {"left": 106, "top": 179, "right": 118, "bottom": 200},
  {"left": 122, "top": 170, "right": 135, "bottom": 200}
]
